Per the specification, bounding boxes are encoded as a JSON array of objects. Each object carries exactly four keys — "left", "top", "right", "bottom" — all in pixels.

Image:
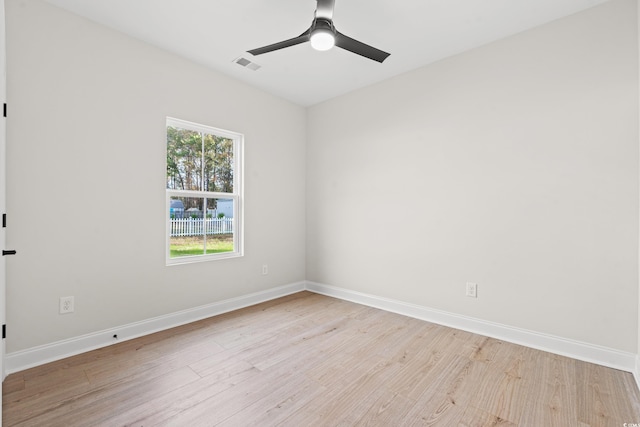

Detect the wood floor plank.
[
  {"left": 9, "top": 367, "right": 200, "bottom": 427},
  {"left": 245, "top": 316, "right": 353, "bottom": 371},
  {"left": 458, "top": 406, "right": 518, "bottom": 427},
  {"left": 100, "top": 363, "right": 260, "bottom": 426},
  {"left": 1, "top": 375, "right": 24, "bottom": 395},
  {"left": 281, "top": 358, "right": 406, "bottom": 426},
  {"left": 518, "top": 352, "right": 578, "bottom": 426},
  {"left": 215, "top": 375, "right": 326, "bottom": 427},
  {"left": 576, "top": 360, "right": 640, "bottom": 426},
  {"left": 386, "top": 325, "right": 486, "bottom": 405},
  {"left": 352, "top": 390, "right": 415, "bottom": 426},
  {"left": 3, "top": 292, "right": 640, "bottom": 426},
  {"left": 306, "top": 350, "right": 386, "bottom": 390},
  {"left": 155, "top": 365, "right": 306, "bottom": 426},
  {"left": 385, "top": 322, "right": 441, "bottom": 365},
  {"left": 399, "top": 355, "right": 479, "bottom": 426},
  {"left": 187, "top": 347, "right": 254, "bottom": 379},
  {"left": 386, "top": 346, "right": 457, "bottom": 401},
  {"left": 466, "top": 342, "right": 534, "bottom": 424}
]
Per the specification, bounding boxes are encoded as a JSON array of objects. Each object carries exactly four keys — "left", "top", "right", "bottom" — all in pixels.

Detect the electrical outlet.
[
  {"left": 262, "top": 264, "right": 268, "bottom": 275},
  {"left": 59, "top": 296, "right": 74, "bottom": 314},
  {"left": 466, "top": 282, "right": 477, "bottom": 298}
]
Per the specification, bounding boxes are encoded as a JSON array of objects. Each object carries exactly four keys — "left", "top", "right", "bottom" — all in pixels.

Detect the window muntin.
[{"left": 166, "top": 118, "right": 242, "bottom": 264}]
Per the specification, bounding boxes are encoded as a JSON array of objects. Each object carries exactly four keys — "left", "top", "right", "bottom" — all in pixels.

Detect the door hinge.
[
  {"left": 2, "top": 250, "right": 16, "bottom": 256},
  {"left": 2, "top": 213, "right": 5, "bottom": 228},
  {"left": 2, "top": 324, "right": 6, "bottom": 339},
  {"left": 3, "top": 103, "right": 6, "bottom": 118}
]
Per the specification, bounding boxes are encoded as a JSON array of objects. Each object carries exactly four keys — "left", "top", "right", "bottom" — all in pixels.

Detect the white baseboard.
[
  {"left": 5, "top": 281, "right": 306, "bottom": 374},
  {"left": 5, "top": 280, "right": 637, "bottom": 376},
  {"left": 305, "top": 281, "right": 637, "bottom": 373}
]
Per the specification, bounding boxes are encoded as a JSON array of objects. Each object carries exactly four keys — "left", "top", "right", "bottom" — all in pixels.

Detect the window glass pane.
[
  {"left": 205, "top": 198, "right": 234, "bottom": 254},
  {"left": 167, "top": 126, "right": 203, "bottom": 191},
  {"left": 169, "top": 197, "right": 205, "bottom": 257},
  {"left": 169, "top": 196, "right": 234, "bottom": 258},
  {"left": 204, "top": 133, "right": 234, "bottom": 192}
]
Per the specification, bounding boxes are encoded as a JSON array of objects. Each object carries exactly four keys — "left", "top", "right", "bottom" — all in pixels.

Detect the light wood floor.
[{"left": 3, "top": 291, "right": 640, "bottom": 426}]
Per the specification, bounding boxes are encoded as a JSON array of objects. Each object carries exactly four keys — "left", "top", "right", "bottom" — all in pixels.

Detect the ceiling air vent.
[{"left": 234, "top": 57, "right": 261, "bottom": 71}]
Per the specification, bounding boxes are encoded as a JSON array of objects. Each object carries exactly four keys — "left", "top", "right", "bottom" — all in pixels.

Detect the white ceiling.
[{"left": 43, "top": 0, "right": 609, "bottom": 106}]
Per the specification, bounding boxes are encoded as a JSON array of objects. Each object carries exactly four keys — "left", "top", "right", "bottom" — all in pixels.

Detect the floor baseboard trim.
[
  {"left": 305, "top": 281, "right": 636, "bottom": 373},
  {"left": 6, "top": 281, "right": 636, "bottom": 377},
  {"left": 5, "top": 282, "right": 306, "bottom": 374}
]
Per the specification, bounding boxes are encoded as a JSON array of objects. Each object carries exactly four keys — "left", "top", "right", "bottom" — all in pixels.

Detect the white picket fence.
[{"left": 170, "top": 217, "right": 233, "bottom": 237}]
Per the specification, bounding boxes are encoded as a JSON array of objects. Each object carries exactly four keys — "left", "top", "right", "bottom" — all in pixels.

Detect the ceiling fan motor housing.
[{"left": 310, "top": 18, "right": 336, "bottom": 50}]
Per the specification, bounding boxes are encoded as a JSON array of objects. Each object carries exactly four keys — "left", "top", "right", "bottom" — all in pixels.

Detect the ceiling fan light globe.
[{"left": 310, "top": 29, "right": 335, "bottom": 51}]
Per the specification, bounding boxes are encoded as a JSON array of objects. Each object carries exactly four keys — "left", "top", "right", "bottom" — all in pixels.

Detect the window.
[{"left": 166, "top": 117, "right": 243, "bottom": 264}]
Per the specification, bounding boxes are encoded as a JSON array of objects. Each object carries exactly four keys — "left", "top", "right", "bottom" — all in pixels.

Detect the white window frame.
[{"left": 166, "top": 117, "right": 244, "bottom": 265}]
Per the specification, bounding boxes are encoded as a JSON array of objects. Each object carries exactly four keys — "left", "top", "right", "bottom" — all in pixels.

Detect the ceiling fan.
[{"left": 247, "top": 0, "right": 390, "bottom": 63}]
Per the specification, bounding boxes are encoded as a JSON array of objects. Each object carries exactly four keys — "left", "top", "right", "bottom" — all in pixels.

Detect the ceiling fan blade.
[
  {"left": 335, "top": 31, "right": 390, "bottom": 63},
  {"left": 248, "top": 29, "right": 311, "bottom": 56},
  {"left": 315, "top": 0, "right": 335, "bottom": 20}
]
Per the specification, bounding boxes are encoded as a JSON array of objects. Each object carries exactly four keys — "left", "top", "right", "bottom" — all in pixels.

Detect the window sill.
[{"left": 166, "top": 251, "right": 243, "bottom": 266}]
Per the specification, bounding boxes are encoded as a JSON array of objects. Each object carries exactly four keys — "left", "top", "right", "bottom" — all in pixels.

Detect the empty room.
[{"left": 1, "top": 0, "right": 640, "bottom": 425}]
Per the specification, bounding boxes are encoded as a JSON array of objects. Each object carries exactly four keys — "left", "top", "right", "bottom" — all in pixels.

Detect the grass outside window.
[{"left": 170, "top": 234, "right": 234, "bottom": 257}]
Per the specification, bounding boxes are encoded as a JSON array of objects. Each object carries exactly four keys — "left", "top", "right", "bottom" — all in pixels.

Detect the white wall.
[
  {"left": 307, "top": 0, "right": 639, "bottom": 352},
  {"left": 4, "top": 0, "right": 307, "bottom": 353},
  {"left": 4, "top": 0, "right": 639, "bottom": 361}
]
